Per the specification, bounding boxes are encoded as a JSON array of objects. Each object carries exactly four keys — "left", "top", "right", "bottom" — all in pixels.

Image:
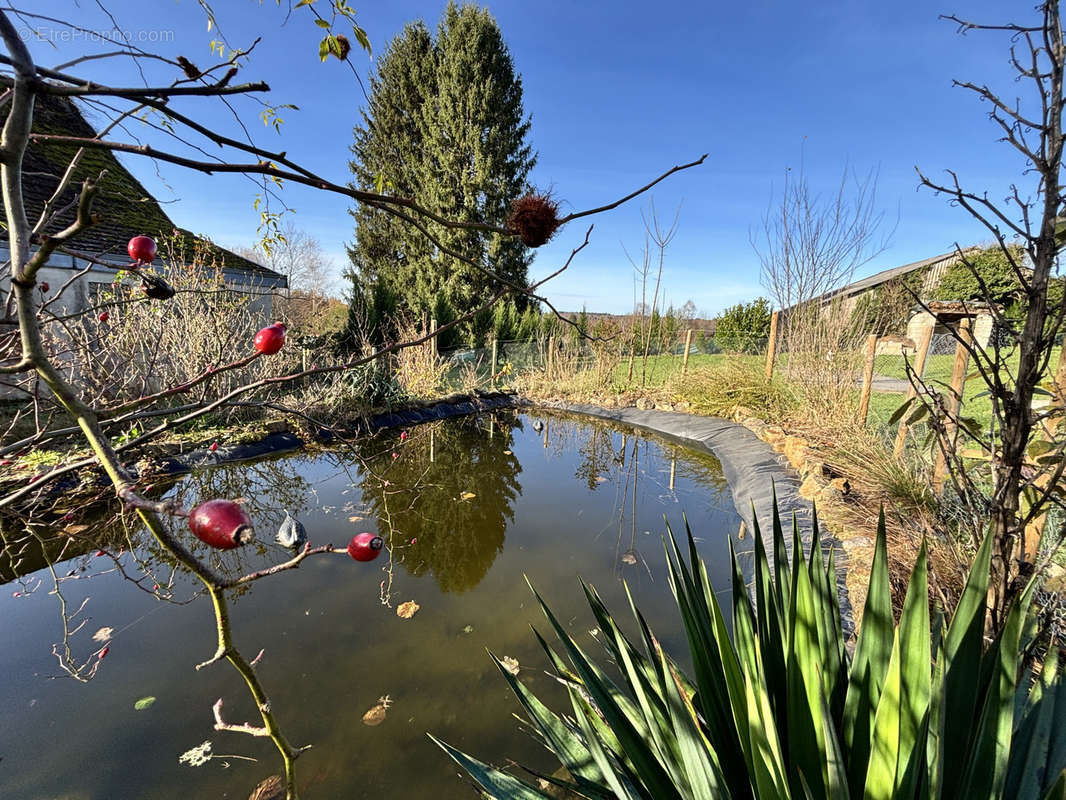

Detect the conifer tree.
[{"left": 346, "top": 2, "right": 536, "bottom": 347}]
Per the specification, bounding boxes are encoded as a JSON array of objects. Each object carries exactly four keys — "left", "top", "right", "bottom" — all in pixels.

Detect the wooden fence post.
[
  {"left": 681, "top": 329, "right": 693, "bottom": 378},
  {"left": 491, "top": 337, "right": 498, "bottom": 383},
  {"left": 933, "top": 318, "right": 973, "bottom": 494},
  {"left": 547, "top": 336, "right": 555, "bottom": 379},
  {"left": 858, "top": 333, "right": 879, "bottom": 425},
  {"left": 1020, "top": 345, "right": 1066, "bottom": 563},
  {"left": 893, "top": 324, "right": 935, "bottom": 458},
  {"left": 430, "top": 317, "right": 438, "bottom": 360},
  {"left": 765, "top": 310, "right": 780, "bottom": 380}
]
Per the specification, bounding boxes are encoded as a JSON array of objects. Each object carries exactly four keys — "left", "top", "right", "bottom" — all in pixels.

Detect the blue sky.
[{"left": 20, "top": 1, "right": 1034, "bottom": 315}]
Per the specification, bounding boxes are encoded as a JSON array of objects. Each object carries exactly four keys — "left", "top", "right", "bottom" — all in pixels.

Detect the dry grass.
[
  {"left": 663, "top": 359, "right": 797, "bottom": 418},
  {"left": 394, "top": 320, "right": 448, "bottom": 399}
]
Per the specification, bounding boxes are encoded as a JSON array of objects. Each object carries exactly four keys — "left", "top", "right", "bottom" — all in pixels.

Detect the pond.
[{"left": 0, "top": 410, "right": 747, "bottom": 799}]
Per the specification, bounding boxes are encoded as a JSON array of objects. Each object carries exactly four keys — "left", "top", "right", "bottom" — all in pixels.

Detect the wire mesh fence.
[{"left": 433, "top": 330, "right": 773, "bottom": 392}]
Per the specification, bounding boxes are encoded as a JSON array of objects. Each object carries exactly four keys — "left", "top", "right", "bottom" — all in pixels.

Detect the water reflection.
[
  {"left": 0, "top": 411, "right": 745, "bottom": 800},
  {"left": 358, "top": 413, "right": 523, "bottom": 593}
]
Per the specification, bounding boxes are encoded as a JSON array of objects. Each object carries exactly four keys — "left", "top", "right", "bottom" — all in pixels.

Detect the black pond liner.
[
  {"left": 151, "top": 392, "right": 522, "bottom": 475},
  {"left": 541, "top": 403, "right": 854, "bottom": 639}
]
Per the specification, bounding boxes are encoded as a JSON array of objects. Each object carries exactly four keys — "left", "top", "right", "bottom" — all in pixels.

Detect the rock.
[
  {"left": 841, "top": 535, "right": 875, "bottom": 553},
  {"left": 635, "top": 397, "right": 651, "bottom": 410},
  {"left": 799, "top": 473, "right": 826, "bottom": 500},
  {"left": 762, "top": 426, "right": 786, "bottom": 447},
  {"left": 265, "top": 420, "right": 289, "bottom": 434},
  {"left": 782, "top": 436, "right": 809, "bottom": 470},
  {"left": 732, "top": 405, "right": 758, "bottom": 422},
  {"left": 830, "top": 477, "right": 852, "bottom": 496}
]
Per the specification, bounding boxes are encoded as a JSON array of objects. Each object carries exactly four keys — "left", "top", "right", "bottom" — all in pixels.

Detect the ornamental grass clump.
[{"left": 432, "top": 500, "right": 1066, "bottom": 799}]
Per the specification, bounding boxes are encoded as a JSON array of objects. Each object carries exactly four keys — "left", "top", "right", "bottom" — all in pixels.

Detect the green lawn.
[
  {"left": 866, "top": 345, "right": 1063, "bottom": 435},
  {"left": 611, "top": 353, "right": 765, "bottom": 388}
]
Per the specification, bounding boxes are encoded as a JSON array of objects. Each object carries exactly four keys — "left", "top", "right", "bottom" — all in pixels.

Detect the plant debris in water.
[
  {"left": 396, "top": 601, "right": 420, "bottom": 619},
  {"left": 500, "top": 656, "right": 520, "bottom": 676},
  {"left": 362, "top": 695, "right": 392, "bottom": 726},
  {"left": 179, "top": 740, "right": 213, "bottom": 767},
  {"left": 134, "top": 696, "right": 156, "bottom": 711},
  {"left": 248, "top": 775, "right": 285, "bottom": 800}
]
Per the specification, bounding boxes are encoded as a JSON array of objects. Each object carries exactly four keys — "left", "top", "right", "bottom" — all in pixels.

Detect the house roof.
[
  {"left": 1, "top": 87, "right": 283, "bottom": 283},
  {"left": 826, "top": 248, "right": 977, "bottom": 301}
]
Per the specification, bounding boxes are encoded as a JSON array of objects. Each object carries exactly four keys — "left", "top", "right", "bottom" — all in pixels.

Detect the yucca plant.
[{"left": 430, "top": 500, "right": 1066, "bottom": 799}]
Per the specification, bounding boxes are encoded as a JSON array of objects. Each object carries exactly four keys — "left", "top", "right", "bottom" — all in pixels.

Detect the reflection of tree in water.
[
  {"left": 357, "top": 413, "right": 523, "bottom": 593},
  {"left": 156, "top": 455, "right": 319, "bottom": 587},
  {"left": 536, "top": 413, "right": 732, "bottom": 576},
  {"left": 574, "top": 425, "right": 623, "bottom": 490}
]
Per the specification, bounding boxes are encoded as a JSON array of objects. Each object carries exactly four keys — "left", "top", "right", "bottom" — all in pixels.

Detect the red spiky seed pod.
[
  {"left": 98, "top": 312, "right": 110, "bottom": 323},
  {"left": 507, "top": 193, "right": 560, "bottom": 247},
  {"left": 347, "top": 532, "right": 384, "bottom": 562},
  {"left": 188, "top": 499, "right": 254, "bottom": 550},
  {"left": 127, "top": 235, "right": 158, "bottom": 264},
  {"left": 254, "top": 322, "right": 286, "bottom": 355}
]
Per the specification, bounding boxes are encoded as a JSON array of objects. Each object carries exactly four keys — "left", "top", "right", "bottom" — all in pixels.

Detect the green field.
[{"left": 867, "top": 346, "right": 1063, "bottom": 434}]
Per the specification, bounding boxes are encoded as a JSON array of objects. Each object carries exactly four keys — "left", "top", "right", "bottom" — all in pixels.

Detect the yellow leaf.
[
  {"left": 459, "top": 492, "right": 476, "bottom": 501},
  {"left": 397, "top": 601, "right": 420, "bottom": 619},
  {"left": 500, "top": 656, "right": 520, "bottom": 675}
]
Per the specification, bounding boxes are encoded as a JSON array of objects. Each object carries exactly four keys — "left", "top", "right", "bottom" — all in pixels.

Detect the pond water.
[{"left": 0, "top": 410, "right": 746, "bottom": 799}]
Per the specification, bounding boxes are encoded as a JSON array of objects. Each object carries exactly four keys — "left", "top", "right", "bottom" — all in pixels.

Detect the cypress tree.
[{"left": 345, "top": 2, "right": 536, "bottom": 347}]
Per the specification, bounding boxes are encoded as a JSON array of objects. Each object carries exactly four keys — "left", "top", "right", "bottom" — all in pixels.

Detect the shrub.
[
  {"left": 432, "top": 505, "right": 1066, "bottom": 799},
  {"left": 715, "top": 297, "right": 772, "bottom": 354}
]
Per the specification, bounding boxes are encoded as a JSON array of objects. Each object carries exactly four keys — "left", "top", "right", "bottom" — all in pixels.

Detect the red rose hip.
[
  {"left": 127, "top": 235, "right": 157, "bottom": 264},
  {"left": 98, "top": 312, "right": 110, "bottom": 323},
  {"left": 254, "top": 322, "right": 286, "bottom": 355},
  {"left": 188, "top": 499, "right": 254, "bottom": 550},
  {"left": 347, "top": 532, "right": 383, "bottom": 562}
]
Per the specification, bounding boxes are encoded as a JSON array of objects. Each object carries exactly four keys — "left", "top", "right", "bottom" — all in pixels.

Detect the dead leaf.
[
  {"left": 397, "top": 601, "right": 420, "bottom": 619},
  {"left": 92, "top": 626, "right": 114, "bottom": 643},
  {"left": 595, "top": 476, "right": 608, "bottom": 483},
  {"left": 501, "top": 656, "right": 520, "bottom": 675},
  {"left": 348, "top": 515, "right": 364, "bottom": 522},
  {"left": 362, "top": 695, "right": 392, "bottom": 726},
  {"left": 621, "top": 552, "right": 637, "bottom": 566},
  {"left": 64, "top": 524, "right": 89, "bottom": 534},
  {"left": 459, "top": 492, "right": 476, "bottom": 501},
  {"left": 503, "top": 450, "right": 512, "bottom": 455},
  {"left": 248, "top": 775, "right": 285, "bottom": 800}
]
